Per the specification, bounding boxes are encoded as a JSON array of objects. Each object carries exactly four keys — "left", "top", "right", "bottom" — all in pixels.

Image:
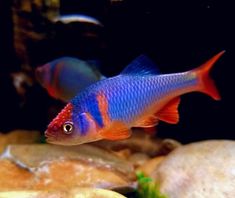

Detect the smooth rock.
[
  {"left": 1, "top": 144, "right": 134, "bottom": 178},
  {"left": 152, "top": 140, "right": 235, "bottom": 198},
  {"left": 0, "top": 144, "right": 135, "bottom": 191},
  {"left": 136, "top": 156, "right": 165, "bottom": 176},
  {"left": 0, "top": 188, "right": 126, "bottom": 198}
]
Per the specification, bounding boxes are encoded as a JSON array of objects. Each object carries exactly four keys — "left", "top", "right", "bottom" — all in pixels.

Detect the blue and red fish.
[
  {"left": 45, "top": 51, "right": 224, "bottom": 145},
  {"left": 36, "top": 57, "right": 105, "bottom": 102}
]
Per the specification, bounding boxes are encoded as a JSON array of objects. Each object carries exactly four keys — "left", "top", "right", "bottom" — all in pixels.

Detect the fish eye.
[{"left": 63, "top": 122, "right": 74, "bottom": 134}]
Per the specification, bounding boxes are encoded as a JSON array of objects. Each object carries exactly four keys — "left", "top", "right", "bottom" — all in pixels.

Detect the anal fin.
[
  {"left": 99, "top": 121, "right": 131, "bottom": 140},
  {"left": 133, "top": 97, "right": 181, "bottom": 130},
  {"left": 134, "top": 114, "right": 159, "bottom": 128},
  {"left": 157, "top": 97, "right": 181, "bottom": 124}
]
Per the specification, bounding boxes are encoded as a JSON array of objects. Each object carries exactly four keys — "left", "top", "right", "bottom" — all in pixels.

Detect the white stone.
[{"left": 153, "top": 140, "right": 235, "bottom": 198}]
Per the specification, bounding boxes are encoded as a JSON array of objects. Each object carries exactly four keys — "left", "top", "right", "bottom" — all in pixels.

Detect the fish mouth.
[
  {"left": 45, "top": 136, "right": 54, "bottom": 142},
  {"left": 45, "top": 137, "right": 73, "bottom": 146},
  {"left": 45, "top": 129, "right": 56, "bottom": 137},
  {"left": 45, "top": 136, "right": 58, "bottom": 145},
  {"left": 44, "top": 130, "right": 57, "bottom": 143},
  {"left": 45, "top": 131, "right": 66, "bottom": 145}
]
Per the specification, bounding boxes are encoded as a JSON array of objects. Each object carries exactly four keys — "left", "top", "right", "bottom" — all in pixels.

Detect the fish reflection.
[{"left": 36, "top": 57, "right": 105, "bottom": 102}]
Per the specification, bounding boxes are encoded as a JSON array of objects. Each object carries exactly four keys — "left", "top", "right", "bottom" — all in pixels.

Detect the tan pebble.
[
  {"left": 128, "top": 153, "right": 150, "bottom": 168},
  {"left": 136, "top": 156, "right": 165, "bottom": 176}
]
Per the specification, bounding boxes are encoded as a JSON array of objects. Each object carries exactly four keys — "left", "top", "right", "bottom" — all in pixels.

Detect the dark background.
[{"left": 0, "top": 0, "right": 234, "bottom": 143}]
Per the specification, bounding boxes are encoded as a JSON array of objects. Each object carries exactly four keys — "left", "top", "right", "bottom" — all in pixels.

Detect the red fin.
[
  {"left": 193, "top": 51, "right": 225, "bottom": 100},
  {"left": 157, "top": 97, "right": 181, "bottom": 124},
  {"left": 100, "top": 121, "right": 131, "bottom": 140},
  {"left": 134, "top": 115, "right": 159, "bottom": 128}
]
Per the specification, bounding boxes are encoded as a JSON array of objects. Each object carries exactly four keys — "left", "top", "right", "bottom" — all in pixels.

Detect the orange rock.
[
  {"left": 0, "top": 159, "right": 33, "bottom": 190},
  {"left": 2, "top": 144, "right": 135, "bottom": 179},
  {"left": 0, "top": 144, "right": 135, "bottom": 192},
  {"left": 0, "top": 130, "right": 41, "bottom": 154},
  {"left": 33, "top": 160, "right": 132, "bottom": 191}
]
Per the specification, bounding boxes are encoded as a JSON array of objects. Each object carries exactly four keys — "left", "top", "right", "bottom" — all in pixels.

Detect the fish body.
[
  {"left": 36, "top": 57, "right": 104, "bottom": 102},
  {"left": 45, "top": 51, "right": 224, "bottom": 145}
]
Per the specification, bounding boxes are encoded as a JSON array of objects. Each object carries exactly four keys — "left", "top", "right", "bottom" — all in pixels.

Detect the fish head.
[
  {"left": 45, "top": 103, "right": 102, "bottom": 145},
  {"left": 35, "top": 62, "right": 60, "bottom": 99},
  {"left": 35, "top": 63, "right": 51, "bottom": 88}
]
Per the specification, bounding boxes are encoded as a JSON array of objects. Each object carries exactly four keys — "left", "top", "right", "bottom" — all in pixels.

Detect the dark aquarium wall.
[{"left": 0, "top": 0, "right": 234, "bottom": 142}]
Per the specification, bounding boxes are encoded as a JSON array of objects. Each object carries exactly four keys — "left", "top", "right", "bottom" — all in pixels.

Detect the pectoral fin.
[{"left": 99, "top": 121, "right": 131, "bottom": 140}]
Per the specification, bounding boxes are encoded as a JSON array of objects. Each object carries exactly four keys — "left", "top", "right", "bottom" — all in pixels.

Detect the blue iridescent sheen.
[
  {"left": 49, "top": 61, "right": 57, "bottom": 85},
  {"left": 77, "top": 113, "right": 90, "bottom": 135},
  {"left": 72, "top": 92, "right": 104, "bottom": 128},
  {"left": 85, "top": 94, "right": 104, "bottom": 127},
  {"left": 69, "top": 55, "right": 202, "bottom": 130}
]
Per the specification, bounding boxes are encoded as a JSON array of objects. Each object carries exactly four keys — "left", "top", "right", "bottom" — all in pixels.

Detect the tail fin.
[{"left": 193, "top": 51, "right": 225, "bottom": 100}]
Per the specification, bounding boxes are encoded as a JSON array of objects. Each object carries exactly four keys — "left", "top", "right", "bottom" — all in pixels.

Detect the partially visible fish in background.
[
  {"left": 35, "top": 57, "right": 105, "bottom": 102},
  {"left": 45, "top": 51, "right": 224, "bottom": 145},
  {"left": 52, "top": 14, "right": 103, "bottom": 26}
]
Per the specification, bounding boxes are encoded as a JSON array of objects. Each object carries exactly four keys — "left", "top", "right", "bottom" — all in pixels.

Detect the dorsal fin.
[{"left": 121, "top": 55, "right": 160, "bottom": 76}]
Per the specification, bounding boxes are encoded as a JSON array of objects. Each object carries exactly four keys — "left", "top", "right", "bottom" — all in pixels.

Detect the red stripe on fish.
[
  {"left": 96, "top": 92, "right": 132, "bottom": 140},
  {"left": 49, "top": 62, "right": 64, "bottom": 99},
  {"left": 96, "top": 92, "right": 110, "bottom": 126}
]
